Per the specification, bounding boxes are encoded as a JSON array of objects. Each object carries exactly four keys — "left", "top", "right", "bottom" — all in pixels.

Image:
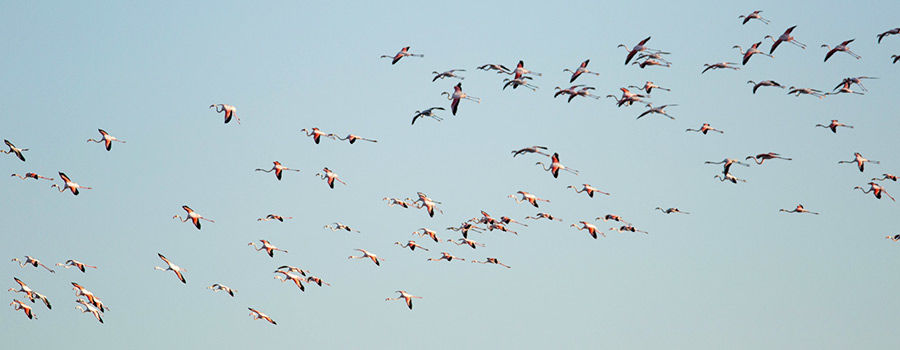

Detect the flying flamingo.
[
  {"left": 472, "top": 257, "right": 511, "bottom": 268},
  {"left": 701, "top": 62, "right": 740, "bottom": 74},
  {"left": 617, "top": 36, "right": 657, "bottom": 65},
  {"left": 568, "top": 86, "right": 601, "bottom": 102},
  {"left": 567, "top": 184, "right": 610, "bottom": 198},
  {"left": 685, "top": 123, "right": 724, "bottom": 134},
  {"left": 315, "top": 167, "right": 347, "bottom": 189},
  {"left": 476, "top": 63, "right": 511, "bottom": 74},
  {"left": 738, "top": 10, "right": 769, "bottom": 24},
  {"left": 815, "top": 120, "right": 853, "bottom": 133},
  {"left": 553, "top": 85, "right": 581, "bottom": 100},
  {"left": 746, "top": 152, "right": 792, "bottom": 164},
  {"left": 154, "top": 253, "right": 186, "bottom": 284},
  {"left": 305, "top": 276, "right": 331, "bottom": 287},
  {"left": 502, "top": 77, "right": 539, "bottom": 91},
  {"left": 656, "top": 207, "right": 690, "bottom": 214},
  {"left": 606, "top": 87, "right": 647, "bottom": 107},
  {"left": 571, "top": 221, "right": 604, "bottom": 239},
  {"left": 838, "top": 152, "right": 879, "bottom": 172},
  {"left": 511, "top": 145, "right": 550, "bottom": 158},
  {"left": 525, "top": 212, "right": 562, "bottom": 221},
  {"left": 536, "top": 152, "right": 579, "bottom": 178},
  {"left": 273, "top": 270, "right": 306, "bottom": 292},
  {"left": 500, "top": 216, "right": 528, "bottom": 227},
  {"left": 276, "top": 265, "right": 310, "bottom": 277},
  {"left": 448, "top": 238, "right": 485, "bottom": 249},
  {"left": 854, "top": 182, "right": 896, "bottom": 201},
  {"left": 412, "top": 192, "right": 443, "bottom": 217},
  {"left": 383, "top": 197, "right": 411, "bottom": 208},
  {"left": 488, "top": 222, "right": 519, "bottom": 235},
  {"left": 779, "top": 204, "right": 819, "bottom": 215},
  {"left": 508, "top": 191, "right": 550, "bottom": 208},
  {"left": 173, "top": 205, "right": 214, "bottom": 230},
  {"left": 380, "top": 46, "right": 423, "bottom": 64},
  {"left": 75, "top": 299, "right": 104, "bottom": 323},
  {"left": 257, "top": 214, "right": 293, "bottom": 222},
  {"left": 335, "top": 134, "right": 377, "bottom": 144},
  {"left": 824, "top": 82, "right": 865, "bottom": 96},
  {"left": 348, "top": 249, "right": 383, "bottom": 266},
  {"left": 511, "top": 60, "right": 541, "bottom": 79},
  {"left": 873, "top": 174, "right": 898, "bottom": 182},
  {"left": 413, "top": 228, "right": 441, "bottom": 242},
  {"left": 834, "top": 76, "right": 877, "bottom": 92},
  {"left": 886, "top": 234, "right": 900, "bottom": 242},
  {"left": 300, "top": 127, "right": 336, "bottom": 144},
  {"left": 255, "top": 161, "right": 300, "bottom": 181},
  {"left": 597, "top": 214, "right": 630, "bottom": 225},
  {"left": 822, "top": 39, "right": 861, "bottom": 61},
  {"left": 637, "top": 103, "right": 677, "bottom": 120},
  {"left": 428, "top": 252, "right": 465, "bottom": 262},
  {"left": 248, "top": 307, "right": 276, "bottom": 325},
  {"left": 10, "top": 172, "right": 53, "bottom": 181},
  {"left": 207, "top": 284, "right": 237, "bottom": 297},
  {"left": 632, "top": 59, "right": 671, "bottom": 69},
  {"left": 394, "top": 240, "right": 429, "bottom": 252},
  {"left": 10, "top": 299, "right": 34, "bottom": 319},
  {"left": 209, "top": 104, "right": 239, "bottom": 124},
  {"left": 705, "top": 158, "right": 750, "bottom": 175},
  {"left": 86, "top": 129, "right": 126, "bottom": 151},
  {"left": 324, "top": 222, "right": 359, "bottom": 233},
  {"left": 714, "top": 173, "right": 747, "bottom": 184},
  {"left": 747, "top": 80, "right": 786, "bottom": 94},
  {"left": 412, "top": 107, "right": 445, "bottom": 125},
  {"left": 877, "top": 28, "right": 900, "bottom": 43},
  {"left": 441, "top": 83, "right": 480, "bottom": 116},
  {"left": 764, "top": 26, "right": 806, "bottom": 54},
  {"left": 11, "top": 256, "right": 55, "bottom": 273},
  {"left": 56, "top": 259, "right": 97, "bottom": 273},
  {"left": 432, "top": 69, "right": 465, "bottom": 81},
  {"left": 248, "top": 240, "right": 288, "bottom": 258},
  {"left": 610, "top": 225, "right": 648, "bottom": 234},
  {"left": 2, "top": 140, "right": 28, "bottom": 161},
  {"left": 71, "top": 282, "right": 107, "bottom": 312},
  {"left": 447, "top": 222, "right": 484, "bottom": 238},
  {"left": 564, "top": 59, "right": 600, "bottom": 83},
  {"left": 8, "top": 277, "right": 51, "bottom": 309},
  {"left": 636, "top": 51, "right": 672, "bottom": 64},
  {"left": 386, "top": 291, "right": 422, "bottom": 310},
  {"left": 628, "top": 81, "right": 670, "bottom": 94},
  {"left": 787, "top": 86, "right": 825, "bottom": 98},
  {"left": 733, "top": 42, "right": 774, "bottom": 65},
  {"left": 50, "top": 172, "right": 92, "bottom": 195}
]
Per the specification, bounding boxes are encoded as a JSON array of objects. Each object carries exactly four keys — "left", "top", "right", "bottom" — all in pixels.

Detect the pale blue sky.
[{"left": 3, "top": 1, "right": 900, "bottom": 348}]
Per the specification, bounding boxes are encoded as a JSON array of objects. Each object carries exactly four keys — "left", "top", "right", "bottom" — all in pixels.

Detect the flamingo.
[
  {"left": 315, "top": 167, "right": 347, "bottom": 189},
  {"left": 10, "top": 299, "right": 35, "bottom": 319},
  {"left": 877, "top": 28, "right": 900, "bottom": 43},
  {"left": 209, "top": 104, "right": 239, "bottom": 124},
  {"left": 511, "top": 60, "right": 541, "bottom": 79},
  {"left": 815, "top": 119, "right": 853, "bottom": 133},
  {"left": 872, "top": 174, "right": 898, "bottom": 182},
  {"left": 394, "top": 240, "right": 429, "bottom": 252},
  {"left": 656, "top": 207, "right": 689, "bottom": 214},
  {"left": 413, "top": 228, "right": 441, "bottom": 242},
  {"left": 11, "top": 256, "right": 55, "bottom": 273},
  {"left": 472, "top": 257, "right": 511, "bottom": 268},
  {"left": 685, "top": 123, "right": 724, "bottom": 134},
  {"left": 714, "top": 173, "right": 747, "bottom": 184},
  {"left": 568, "top": 86, "right": 601, "bottom": 102},
  {"left": 85, "top": 129, "right": 126, "bottom": 151},
  {"left": 854, "top": 182, "right": 895, "bottom": 201},
  {"left": 10, "top": 172, "right": 54, "bottom": 181},
  {"left": 476, "top": 63, "right": 511, "bottom": 74},
  {"left": 470, "top": 210, "right": 497, "bottom": 225},
  {"left": 336, "top": 134, "right": 377, "bottom": 144},
  {"left": 257, "top": 214, "right": 293, "bottom": 222},
  {"left": 71, "top": 282, "right": 107, "bottom": 312},
  {"left": 606, "top": 87, "right": 647, "bottom": 107},
  {"left": 787, "top": 86, "right": 825, "bottom": 98},
  {"left": 380, "top": 46, "right": 423, "bottom": 64},
  {"left": 738, "top": 10, "right": 769, "bottom": 24},
  {"left": 56, "top": 259, "right": 97, "bottom": 273},
  {"left": 255, "top": 161, "right": 300, "bottom": 181},
  {"left": 432, "top": 69, "right": 465, "bottom": 81},
  {"left": 448, "top": 238, "right": 485, "bottom": 249},
  {"left": 154, "top": 253, "right": 186, "bottom": 284},
  {"left": 412, "top": 107, "right": 445, "bottom": 125},
  {"left": 564, "top": 59, "right": 600, "bottom": 83},
  {"left": 173, "top": 205, "right": 214, "bottom": 230},
  {"left": 386, "top": 291, "right": 422, "bottom": 310},
  {"left": 618, "top": 36, "right": 657, "bottom": 65},
  {"left": 441, "top": 83, "right": 480, "bottom": 116},
  {"left": 701, "top": 62, "right": 740, "bottom": 74},
  {"left": 567, "top": 184, "right": 610, "bottom": 198},
  {"left": 833, "top": 76, "right": 877, "bottom": 92},
  {"left": 300, "top": 127, "right": 336, "bottom": 144},
  {"left": 502, "top": 77, "right": 539, "bottom": 91},
  {"left": 412, "top": 192, "right": 443, "bottom": 217},
  {"left": 383, "top": 197, "right": 411, "bottom": 208},
  {"left": 779, "top": 204, "right": 819, "bottom": 215},
  {"left": 597, "top": 214, "right": 630, "bottom": 225},
  {"left": 500, "top": 216, "right": 527, "bottom": 227},
  {"left": 735, "top": 42, "right": 775, "bottom": 65},
  {"left": 8, "top": 277, "right": 51, "bottom": 309},
  {"left": 746, "top": 152, "right": 792, "bottom": 165},
  {"left": 324, "top": 222, "right": 359, "bottom": 233},
  {"left": 446, "top": 222, "right": 484, "bottom": 238},
  {"left": 637, "top": 103, "right": 677, "bottom": 120},
  {"left": 511, "top": 145, "right": 550, "bottom": 158},
  {"left": 553, "top": 85, "right": 581, "bottom": 100},
  {"left": 50, "top": 172, "right": 92, "bottom": 195},
  {"left": 632, "top": 59, "right": 671, "bottom": 69},
  {"left": 571, "top": 221, "right": 604, "bottom": 239},
  {"left": 488, "top": 222, "right": 518, "bottom": 235},
  {"left": 248, "top": 240, "right": 288, "bottom": 258},
  {"left": 428, "top": 252, "right": 465, "bottom": 262},
  {"left": 628, "top": 81, "right": 670, "bottom": 94},
  {"left": 824, "top": 82, "right": 865, "bottom": 96},
  {"left": 764, "top": 26, "right": 806, "bottom": 54},
  {"left": 207, "top": 283, "right": 237, "bottom": 297},
  {"left": 838, "top": 152, "right": 879, "bottom": 172},
  {"left": 2, "top": 140, "right": 28, "bottom": 161},
  {"left": 273, "top": 270, "right": 306, "bottom": 292},
  {"left": 76, "top": 300, "right": 106, "bottom": 322},
  {"left": 886, "top": 234, "right": 900, "bottom": 242},
  {"left": 610, "top": 225, "right": 648, "bottom": 234},
  {"left": 525, "top": 213, "right": 562, "bottom": 221},
  {"left": 508, "top": 191, "right": 550, "bottom": 208},
  {"left": 822, "top": 39, "right": 861, "bottom": 61},
  {"left": 305, "top": 276, "right": 331, "bottom": 287},
  {"left": 248, "top": 307, "right": 276, "bottom": 325},
  {"left": 348, "top": 249, "right": 383, "bottom": 266},
  {"left": 276, "top": 265, "right": 310, "bottom": 277},
  {"left": 705, "top": 158, "right": 750, "bottom": 175},
  {"left": 635, "top": 51, "right": 672, "bottom": 64},
  {"left": 747, "top": 80, "right": 786, "bottom": 94},
  {"left": 536, "top": 152, "right": 579, "bottom": 178}
]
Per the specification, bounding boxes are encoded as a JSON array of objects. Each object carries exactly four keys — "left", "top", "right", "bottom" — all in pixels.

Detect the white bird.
[
  {"left": 153, "top": 253, "right": 186, "bottom": 284},
  {"left": 386, "top": 290, "right": 422, "bottom": 310}
]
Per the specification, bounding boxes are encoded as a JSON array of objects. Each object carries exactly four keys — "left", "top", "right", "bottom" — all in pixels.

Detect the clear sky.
[{"left": 2, "top": 1, "right": 900, "bottom": 348}]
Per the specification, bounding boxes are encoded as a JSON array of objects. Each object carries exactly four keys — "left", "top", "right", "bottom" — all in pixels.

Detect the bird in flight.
[
  {"left": 822, "top": 39, "right": 861, "bottom": 61},
  {"left": 564, "top": 59, "right": 600, "bottom": 83},
  {"left": 315, "top": 167, "right": 348, "bottom": 189},
  {"left": 472, "top": 257, "right": 511, "bottom": 268},
  {"left": 877, "top": 28, "right": 900, "bottom": 43},
  {"left": 567, "top": 184, "right": 610, "bottom": 198},
  {"left": 10, "top": 172, "right": 54, "bottom": 181},
  {"left": 738, "top": 10, "right": 769, "bottom": 24},
  {"left": 733, "top": 42, "right": 774, "bottom": 65},
  {"left": 255, "top": 161, "right": 300, "bottom": 181},
  {"left": 154, "top": 253, "right": 187, "bottom": 284},
  {"left": 11, "top": 256, "right": 55, "bottom": 273},
  {"left": 2, "top": 139, "right": 29, "bottom": 162},
  {"left": 656, "top": 207, "right": 690, "bottom": 214},
  {"left": 536, "top": 152, "right": 579, "bottom": 178},
  {"left": 335, "top": 134, "right": 377, "bottom": 144},
  {"left": 55, "top": 259, "right": 98, "bottom": 273},
  {"left": 637, "top": 103, "right": 677, "bottom": 120},
  {"left": 258, "top": 214, "right": 293, "bottom": 222},
  {"left": 685, "top": 123, "right": 723, "bottom": 134},
  {"left": 86, "top": 129, "right": 126, "bottom": 151},
  {"left": 380, "top": 46, "right": 423, "bottom": 65},
  {"left": 838, "top": 152, "right": 879, "bottom": 172},
  {"left": 300, "top": 127, "right": 336, "bottom": 144},
  {"left": 173, "top": 205, "right": 214, "bottom": 230},
  {"left": 764, "top": 25, "right": 806, "bottom": 54},
  {"left": 854, "top": 182, "right": 895, "bottom": 201},
  {"left": 348, "top": 249, "right": 383, "bottom": 266},
  {"left": 745, "top": 152, "right": 792, "bottom": 165},
  {"left": 209, "top": 104, "right": 239, "bottom": 124},
  {"left": 571, "top": 221, "right": 604, "bottom": 239},
  {"left": 432, "top": 69, "right": 465, "bottom": 82},
  {"left": 508, "top": 191, "right": 550, "bottom": 208},
  {"left": 747, "top": 80, "right": 786, "bottom": 94},
  {"left": 386, "top": 290, "right": 422, "bottom": 310},
  {"left": 248, "top": 240, "right": 288, "bottom": 258},
  {"left": 411, "top": 107, "right": 445, "bottom": 125},
  {"left": 701, "top": 62, "right": 740, "bottom": 74},
  {"left": 441, "top": 83, "right": 480, "bottom": 116},
  {"left": 779, "top": 204, "right": 819, "bottom": 215},
  {"left": 248, "top": 307, "right": 276, "bottom": 325},
  {"left": 207, "top": 283, "right": 237, "bottom": 297},
  {"left": 476, "top": 63, "right": 511, "bottom": 74},
  {"left": 815, "top": 120, "right": 853, "bottom": 133}
]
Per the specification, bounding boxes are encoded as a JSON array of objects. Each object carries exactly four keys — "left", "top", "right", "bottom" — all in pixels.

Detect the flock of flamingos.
[{"left": 6, "top": 11, "right": 900, "bottom": 325}]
